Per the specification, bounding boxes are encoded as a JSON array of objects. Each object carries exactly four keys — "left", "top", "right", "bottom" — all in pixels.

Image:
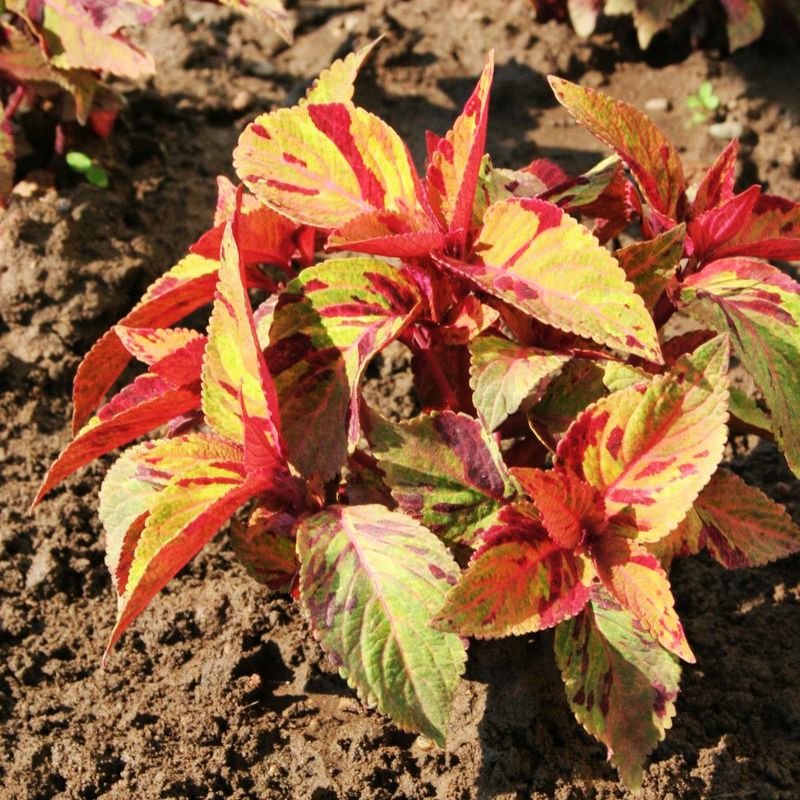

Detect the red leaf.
[
  {"left": 512, "top": 467, "right": 606, "bottom": 549},
  {"left": 71, "top": 254, "right": 219, "bottom": 434}
]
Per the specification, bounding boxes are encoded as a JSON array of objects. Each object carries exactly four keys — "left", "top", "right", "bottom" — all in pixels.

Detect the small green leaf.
[
  {"left": 66, "top": 150, "right": 92, "bottom": 174},
  {"left": 86, "top": 164, "right": 109, "bottom": 188}
]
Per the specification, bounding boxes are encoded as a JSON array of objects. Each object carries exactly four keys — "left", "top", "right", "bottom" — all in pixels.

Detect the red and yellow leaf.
[
  {"left": 115, "top": 326, "right": 204, "bottom": 366},
  {"left": 233, "top": 101, "right": 430, "bottom": 232},
  {"left": 437, "top": 198, "right": 662, "bottom": 362},
  {"left": 433, "top": 504, "right": 592, "bottom": 637},
  {"left": 34, "top": 336, "right": 205, "bottom": 505},
  {"left": 614, "top": 224, "right": 685, "bottom": 311},
  {"left": 592, "top": 533, "right": 695, "bottom": 662},
  {"left": 679, "top": 258, "right": 800, "bottom": 475},
  {"left": 201, "top": 217, "right": 284, "bottom": 472},
  {"left": 469, "top": 334, "right": 570, "bottom": 432},
  {"left": 555, "top": 587, "right": 681, "bottom": 790},
  {"left": 266, "top": 258, "right": 421, "bottom": 481},
  {"left": 105, "top": 434, "right": 253, "bottom": 655},
  {"left": 720, "top": 0, "right": 765, "bottom": 50},
  {"left": 557, "top": 335, "right": 730, "bottom": 541},
  {"left": 692, "top": 139, "right": 738, "bottom": 216},
  {"left": 296, "top": 505, "right": 466, "bottom": 745},
  {"left": 231, "top": 503, "right": 298, "bottom": 593},
  {"left": 695, "top": 468, "right": 800, "bottom": 567},
  {"left": 426, "top": 53, "right": 494, "bottom": 241},
  {"left": 302, "top": 39, "right": 380, "bottom": 105},
  {"left": 549, "top": 77, "right": 686, "bottom": 220},
  {"left": 71, "top": 253, "right": 219, "bottom": 433},
  {"left": 42, "top": 0, "right": 155, "bottom": 79}
]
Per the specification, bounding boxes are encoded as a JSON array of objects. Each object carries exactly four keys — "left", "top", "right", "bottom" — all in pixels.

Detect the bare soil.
[{"left": 2, "top": 2, "right": 800, "bottom": 798}]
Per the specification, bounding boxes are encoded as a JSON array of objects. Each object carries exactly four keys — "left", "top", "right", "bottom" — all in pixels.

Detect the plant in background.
[
  {"left": 686, "top": 79, "right": 720, "bottom": 126},
  {"left": 34, "top": 43, "right": 800, "bottom": 788},
  {"left": 0, "top": 0, "right": 292, "bottom": 205},
  {"left": 528, "top": 0, "right": 791, "bottom": 50}
]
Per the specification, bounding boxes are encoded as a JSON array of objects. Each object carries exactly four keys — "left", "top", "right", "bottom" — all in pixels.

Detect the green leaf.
[
  {"left": 296, "top": 505, "right": 466, "bottom": 744},
  {"left": 367, "top": 409, "right": 516, "bottom": 546},
  {"left": 555, "top": 587, "right": 681, "bottom": 789},
  {"left": 679, "top": 258, "right": 800, "bottom": 476},
  {"left": 469, "top": 334, "right": 570, "bottom": 432},
  {"left": 66, "top": 150, "right": 92, "bottom": 173},
  {"left": 86, "top": 164, "right": 109, "bottom": 188}
]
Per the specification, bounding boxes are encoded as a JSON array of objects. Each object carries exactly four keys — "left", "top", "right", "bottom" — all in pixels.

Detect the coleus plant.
[
  {"left": 34, "top": 42, "right": 800, "bottom": 788},
  {"left": 528, "top": 0, "right": 796, "bottom": 50},
  {"left": 0, "top": 0, "right": 292, "bottom": 203}
]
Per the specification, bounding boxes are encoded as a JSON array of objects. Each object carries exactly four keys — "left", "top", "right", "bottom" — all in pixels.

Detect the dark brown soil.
[{"left": 2, "top": 2, "right": 800, "bottom": 798}]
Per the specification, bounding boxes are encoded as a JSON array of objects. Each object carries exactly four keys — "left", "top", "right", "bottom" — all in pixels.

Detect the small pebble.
[
  {"left": 55, "top": 197, "right": 72, "bottom": 214},
  {"left": 231, "top": 90, "right": 253, "bottom": 112},
  {"left": 414, "top": 735, "right": 435, "bottom": 751},
  {"left": 645, "top": 97, "right": 671, "bottom": 112},
  {"left": 709, "top": 120, "right": 744, "bottom": 140}
]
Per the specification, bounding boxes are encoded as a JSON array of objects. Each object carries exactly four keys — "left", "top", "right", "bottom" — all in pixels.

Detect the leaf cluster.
[
  {"left": 529, "top": 0, "right": 791, "bottom": 51},
  {"left": 34, "top": 44, "right": 800, "bottom": 787},
  {"left": 0, "top": 0, "right": 292, "bottom": 203}
]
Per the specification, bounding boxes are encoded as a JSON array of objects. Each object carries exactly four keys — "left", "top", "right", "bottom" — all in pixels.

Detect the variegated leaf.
[
  {"left": 72, "top": 253, "right": 219, "bottom": 433},
  {"left": 720, "top": 0, "right": 765, "bottom": 50},
  {"left": 437, "top": 198, "right": 662, "bottom": 362},
  {"left": 42, "top": 0, "right": 155, "bottom": 79},
  {"left": 555, "top": 587, "right": 680, "bottom": 790},
  {"left": 233, "top": 102, "right": 430, "bottom": 232},
  {"left": 512, "top": 467, "right": 606, "bottom": 549},
  {"left": 103, "top": 434, "right": 253, "bottom": 654},
  {"left": 695, "top": 468, "right": 800, "bottom": 567},
  {"left": 115, "top": 326, "right": 204, "bottom": 366},
  {"left": 202, "top": 218, "right": 284, "bottom": 474},
  {"left": 433, "top": 504, "right": 592, "bottom": 638},
  {"left": 645, "top": 507, "right": 705, "bottom": 569},
  {"left": 367, "top": 410, "right": 516, "bottom": 546},
  {"left": 706, "top": 194, "right": 800, "bottom": 262},
  {"left": 549, "top": 77, "right": 686, "bottom": 220},
  {"left": 231, "top": 503, "right": 298, "bottom": 593},
  {"left": 296, "top": 505, "right": 466, "bottom": 744},
  {"left": 557, "top": 335, "right": 730, "bottom": 541},
  {"left": 592, "top": 533, "right": 694, "bottom": 662},
  {"left": 34, "top": 337, "right": 205, "bottom": 505},
  {"left": 302, "top": 39, "right": 379, "bottom": 105},
  {"left": 266, "top": 258, "right": 421, "bottom": 482},
  {"left": 615, "top": 224, "right": 685, "bottom": 311},
  {"left": 469, "top": 334, "right": 570, "bottom": 432},
  {"left": 678, "top": 258, "right": 800, "bottom": 475},
  {"left": 0, "top": 101, "right": 13, "bottom": 205},
  {"left": 426, "top": 54, "right": 494, "bottom": 240},
  {"left": 529, "top": 359, "right": 608, "bottom": 448}
]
